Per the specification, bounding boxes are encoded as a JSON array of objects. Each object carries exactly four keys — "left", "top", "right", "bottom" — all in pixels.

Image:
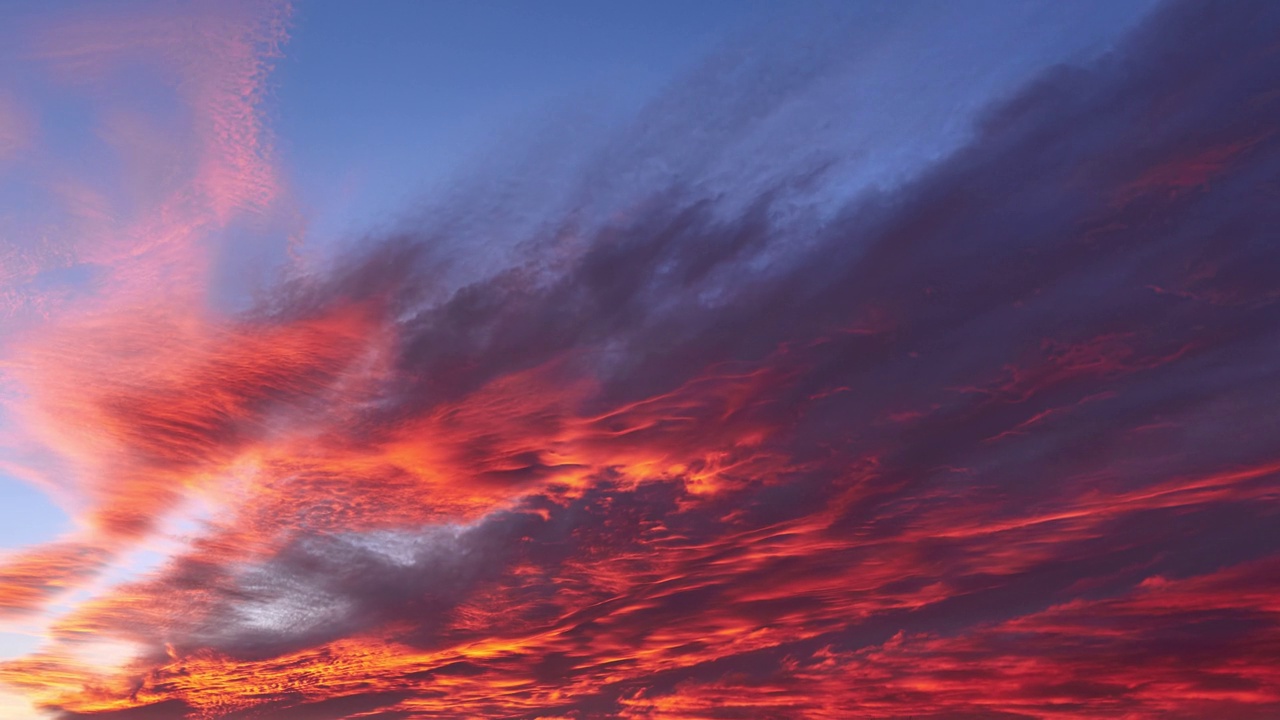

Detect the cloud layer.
[{"left": 1, "top": 0, "right": 1279, "bottom": 718}]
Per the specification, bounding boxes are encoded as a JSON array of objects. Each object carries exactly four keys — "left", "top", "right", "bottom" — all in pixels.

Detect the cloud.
[
  {"left": 613, "top": 558, "right": 1280, "bottom": 720},
  {"left": 0, "top": 0, "right": 292, "bottom": 329},
  {"left": 2, "top": 0, "right": 1280, "bottom": 718},
  {"left": 0, "top": 543, "right": 107, "bottom": 615},
  {"left": 34, "top": 0, "right": 288, "bottom": 223},
  {"left": 0, "top": 93, "right": 31, "bottom": 164}
]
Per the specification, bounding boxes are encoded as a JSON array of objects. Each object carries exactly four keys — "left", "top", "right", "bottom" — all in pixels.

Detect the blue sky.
[
  {"left": 0, "top": 477, "right": 67, "bottom": 553},
  {"left": 274, "top": 0, "right": 772, "bottom": 246}
]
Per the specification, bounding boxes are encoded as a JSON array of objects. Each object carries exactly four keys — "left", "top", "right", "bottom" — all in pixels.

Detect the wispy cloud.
[{"left": 0, "top": 0, "right": 1278, "bottom": 718}]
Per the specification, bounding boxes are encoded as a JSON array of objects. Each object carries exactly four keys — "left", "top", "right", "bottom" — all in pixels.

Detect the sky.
[{"left": 0, "top": 0, "right": 1277, "bottom": 718}]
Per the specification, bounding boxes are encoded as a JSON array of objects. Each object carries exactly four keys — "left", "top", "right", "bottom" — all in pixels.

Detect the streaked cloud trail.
[{"left": 0, "top": 0, "right": 1278, "bottom": 718}]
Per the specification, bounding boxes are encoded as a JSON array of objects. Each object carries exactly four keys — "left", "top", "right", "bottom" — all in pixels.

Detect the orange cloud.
[{"left": 2, "top": 0, "right": 1280, "bottom": 718}]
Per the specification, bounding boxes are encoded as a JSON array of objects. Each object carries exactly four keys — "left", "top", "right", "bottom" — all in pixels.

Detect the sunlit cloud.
[{"left": 0, "top": 0, "right": 1277, "bottom": 718}]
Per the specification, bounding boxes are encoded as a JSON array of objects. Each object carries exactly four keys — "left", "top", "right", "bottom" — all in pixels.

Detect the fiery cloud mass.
[{"left": 0, "top": 0, "right": 1279, "bottom": 718}]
